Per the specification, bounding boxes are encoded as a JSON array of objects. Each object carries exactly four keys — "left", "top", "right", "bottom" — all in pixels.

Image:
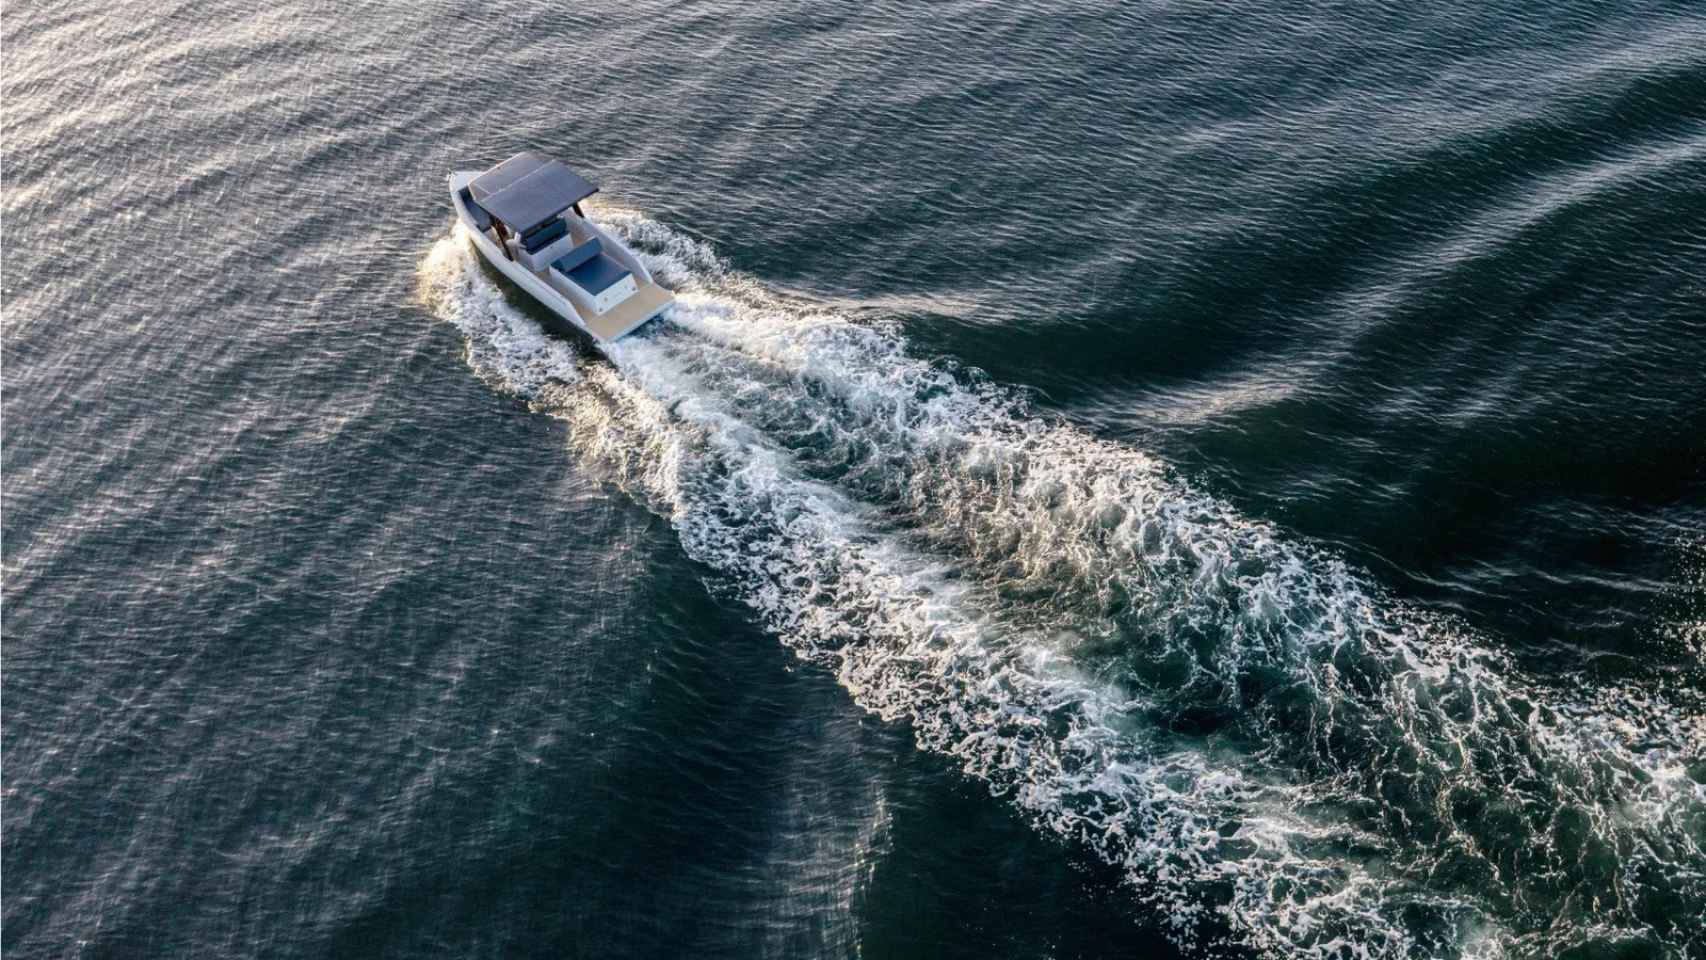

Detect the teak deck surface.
[{"left": 578, "top": 281, "right": 674, "bottom": 341}]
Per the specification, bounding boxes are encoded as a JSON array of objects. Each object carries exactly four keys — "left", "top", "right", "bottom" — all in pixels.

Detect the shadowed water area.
[{"left": 5, "top": 1, "right": 1706, "bottom": 958}]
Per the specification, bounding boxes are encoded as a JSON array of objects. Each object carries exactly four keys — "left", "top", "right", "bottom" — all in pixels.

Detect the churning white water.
[{"left": 421, "top": 215, "right": 1705, "bottom": 960}]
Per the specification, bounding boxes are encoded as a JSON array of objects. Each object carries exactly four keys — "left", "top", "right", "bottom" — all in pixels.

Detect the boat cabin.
[{"left": 457, "top": 151, "right": 640, "bottom": 314}]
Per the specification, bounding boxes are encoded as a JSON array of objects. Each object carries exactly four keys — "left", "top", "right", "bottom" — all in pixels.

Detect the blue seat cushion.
[
  {"left": 565, "top": 253, "right": 633, "bottom": 296},
  {"left": 552, "top": 237, "right": 603, "bottom": 274},
  {"left": 458, "top": 186, "right": 493, "bottom": 232},
  {"left": 520, "top": 217, "right": 567, "bottom": 253}
]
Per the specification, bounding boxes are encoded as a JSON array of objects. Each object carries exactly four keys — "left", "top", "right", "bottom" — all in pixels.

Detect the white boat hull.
[{"left": 447, "top": 172, "right": 673, "bottom": 343}]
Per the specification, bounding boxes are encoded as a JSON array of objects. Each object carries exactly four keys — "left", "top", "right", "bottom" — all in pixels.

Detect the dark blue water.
[{"left": 6, "top": 2, "right": 1705, "bottom": 957}]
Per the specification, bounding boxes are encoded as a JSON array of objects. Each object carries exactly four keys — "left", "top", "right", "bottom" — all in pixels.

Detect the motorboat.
[{"left": 447, "top": 151, "right": 673, "bottom": 342}]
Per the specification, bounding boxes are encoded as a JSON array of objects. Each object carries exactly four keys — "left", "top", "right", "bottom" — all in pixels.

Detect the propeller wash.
[{"left": 421, "top": 212, "right": 1706, "bottom": 960}]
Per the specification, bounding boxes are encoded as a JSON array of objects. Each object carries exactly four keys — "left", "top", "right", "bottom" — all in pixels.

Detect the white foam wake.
[{"left": 420, "top": 216, "right": 1706, "bottom": 959}]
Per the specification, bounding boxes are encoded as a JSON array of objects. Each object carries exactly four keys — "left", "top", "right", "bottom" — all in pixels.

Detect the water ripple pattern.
[{"left": 10, "top": 1, "right": 1706, "bottom": 956}]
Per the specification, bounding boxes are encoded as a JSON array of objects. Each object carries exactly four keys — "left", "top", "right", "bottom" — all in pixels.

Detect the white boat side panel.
[{"left": 590, "top": 274, "right": 639, "bottom": 314}]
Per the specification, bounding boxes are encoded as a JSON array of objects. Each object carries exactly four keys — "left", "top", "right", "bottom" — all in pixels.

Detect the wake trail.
[{"left": 420, "top": 213, "right": 1706, "bottom": 960}]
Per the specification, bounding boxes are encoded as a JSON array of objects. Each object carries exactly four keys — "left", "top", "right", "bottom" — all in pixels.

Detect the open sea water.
[{"left": 6, "top": 1, "right": 1706, "bottom": 957}]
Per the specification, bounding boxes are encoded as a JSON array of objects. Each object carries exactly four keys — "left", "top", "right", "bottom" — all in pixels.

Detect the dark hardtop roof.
[{"left": 469, "top": 151, "right": 598, "bottom": 234}]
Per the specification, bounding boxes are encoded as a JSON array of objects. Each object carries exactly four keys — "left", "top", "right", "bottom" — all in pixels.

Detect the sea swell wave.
[{"left": 420, "top": 214, "right": 1705, "bottom": 959}]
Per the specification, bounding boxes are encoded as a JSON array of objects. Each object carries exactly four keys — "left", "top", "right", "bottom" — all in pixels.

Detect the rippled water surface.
[{"left": 6, "top": 2, "right": 1706, "bottom": 958}]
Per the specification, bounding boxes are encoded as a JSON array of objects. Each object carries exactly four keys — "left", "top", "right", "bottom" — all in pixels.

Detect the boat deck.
[{"left": 575, "top": 279, "right": 672, "bottom": 340}]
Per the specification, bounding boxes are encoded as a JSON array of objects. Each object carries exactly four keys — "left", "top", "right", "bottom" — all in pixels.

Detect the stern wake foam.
[{"left": 420, "top": 218, "right": 1706, "bottom": 959}]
